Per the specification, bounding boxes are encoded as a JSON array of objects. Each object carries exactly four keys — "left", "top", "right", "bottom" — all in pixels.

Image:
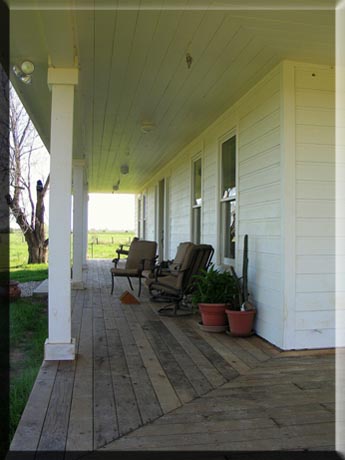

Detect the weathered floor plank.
[
  {"left": 114, "top": 306, "right": 163, "bottom": 423},
  {"left": 160, "top": 316, "right": 227, "bottom": 388},
  {"left": 10, "top": 361, "right": 58, "bottom": 451},
  {"left": 93, "top": 305, "right": 119, "bottom": 448},
  {"left": 66, "top": 303, "right": 93, "bottom": 451},
  {"left": 37, "top": 360, "right": 76, "bottom": 451},
  {"left": 10, "top": 259, "right": 336, "bottom": 454},
  {"left": 125, "top": 306, "right": 182, "bottom": 414}
]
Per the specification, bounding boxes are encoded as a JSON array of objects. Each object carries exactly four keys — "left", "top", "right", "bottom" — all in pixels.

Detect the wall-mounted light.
[
  {"left": 13, "top": 60, "right": 35, "bottom": 84},
  {"left": 120, "top": 164, "right": 129, "bottom": 175}
]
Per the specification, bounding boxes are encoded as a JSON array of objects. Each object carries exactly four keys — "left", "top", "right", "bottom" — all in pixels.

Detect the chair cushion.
[
  {"left": 147, "top": 275, "right": 180, "bottom": 295},
  {"left": 111, "top": 268, "right": 139, "bottom": 276},
  {"left": 169, "top": 242, "right": 194, "bottom": 275},
  {"left": 126, "top": 240, "right": 157, "bottom": 270}
]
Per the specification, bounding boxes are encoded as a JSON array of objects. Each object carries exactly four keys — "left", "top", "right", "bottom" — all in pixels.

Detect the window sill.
[{"left": 220, "top": 197, "right": 236, "bottom": 203}]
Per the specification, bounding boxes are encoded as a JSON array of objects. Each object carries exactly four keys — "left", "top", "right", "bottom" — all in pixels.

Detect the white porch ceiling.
[{"left": 7, "top": 1, "right": 335, "bottom": 193}]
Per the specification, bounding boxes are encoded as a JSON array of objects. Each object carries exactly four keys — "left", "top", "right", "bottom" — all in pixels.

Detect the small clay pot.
[{"left": 9, "top": 280, "right": 21, "bottom": 301}]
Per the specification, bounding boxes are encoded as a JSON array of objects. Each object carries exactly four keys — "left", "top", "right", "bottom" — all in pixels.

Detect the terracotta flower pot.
[
  {"left": 198, "top": 303, "right": 228, "bottom": 327},
  {"left": 9, "top": 280, "right": 21, "bottom": 301},
  {"left": 226, "top": 309, "right": 256, "bottom": 337}
]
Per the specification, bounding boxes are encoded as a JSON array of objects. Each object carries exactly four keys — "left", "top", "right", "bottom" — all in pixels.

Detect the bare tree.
[{"left": 5, "top": 85, "right": 50, "bottom": 264}]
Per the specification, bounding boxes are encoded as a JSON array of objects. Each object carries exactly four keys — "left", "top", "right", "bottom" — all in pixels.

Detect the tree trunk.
[
  {"left": 27, "top": 241, "right": 48, "bottom": 264},
  {"left": 5, "top": 191, "right": 49, "bottom": 264}
]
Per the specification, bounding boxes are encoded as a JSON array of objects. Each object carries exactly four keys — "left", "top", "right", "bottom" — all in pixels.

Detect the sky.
[
  {"left": 88, "top": 193, "right": 135, "bottom": 231},
  {"left": 11, "top": 147, "right": 136, "bottom": 231}
]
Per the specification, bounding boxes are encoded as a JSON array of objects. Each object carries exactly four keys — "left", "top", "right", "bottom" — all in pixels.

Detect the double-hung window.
[
  {"left": 142, "top": 194, "right": 147, "bottom": 239},
  {"left": 192, "top": 158, "right": 202, "bottom": 244},
  {"left": 220, "top": 134, "right": 236, "bottom": 265}
]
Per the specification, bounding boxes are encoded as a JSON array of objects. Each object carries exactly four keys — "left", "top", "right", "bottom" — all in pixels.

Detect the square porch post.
[
  {"left": 83, "top": 185, "right": 89, "bottom": 268},
  {"left": 45, "top": 67, "right": 78, "bottom": 361}
]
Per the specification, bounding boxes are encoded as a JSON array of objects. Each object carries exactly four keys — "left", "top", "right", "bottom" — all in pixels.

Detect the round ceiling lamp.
[
  {"left": 12, "top": 60, "right": 35, "bottom": 85},
  {"left": 141, "top": 121, "right": 155, "bottom": 134},
  {"left": 120, "top": 164, "right": 129, "bottom": 175},
  {"left": 21, "top": 61, "right": 35, "bottom": 75}
]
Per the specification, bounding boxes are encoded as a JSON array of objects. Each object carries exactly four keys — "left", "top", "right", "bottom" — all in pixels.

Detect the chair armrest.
[
  {"left": 112, "top": 257, "right": 120, "bottom": 268},
  {"left": 139, "top": 256, "right": 158, "bottom": 274}
]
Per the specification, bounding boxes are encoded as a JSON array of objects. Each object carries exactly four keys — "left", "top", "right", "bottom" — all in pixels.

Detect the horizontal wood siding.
[
  {"left": 237, "top": 67, "right": 282, "bottom": 347},
  {"left": 294, "top": 64, "right": 335, "bottom": 348},
  {"left": 141, "top": 64, "right": 284, "bottom": 348},
  {"left": 146, "top": 186, "right": 156, "bottom": 241},
  {"left": 169, "top": 161, "right": 191, "bottom": 258}
]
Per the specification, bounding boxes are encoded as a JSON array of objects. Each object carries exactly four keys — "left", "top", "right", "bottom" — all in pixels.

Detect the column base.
[
  {"left": 71, "top": 280, "right": 85, "bottom": 290},
  {"left": 44, "top": 338, "right": 76, "bottom": 360}
]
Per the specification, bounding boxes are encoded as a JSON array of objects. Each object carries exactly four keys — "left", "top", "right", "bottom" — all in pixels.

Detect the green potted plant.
[
  {"left": 226, "top": 234, "right": 256, "bottom": 336},
  {"left": 192, "top": 265, "right": 237, "bottom": 330}
]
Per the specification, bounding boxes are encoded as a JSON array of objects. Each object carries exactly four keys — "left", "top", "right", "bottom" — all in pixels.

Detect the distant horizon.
[{"left": 10, "top": 192, "right": 136, "bottom": 232}]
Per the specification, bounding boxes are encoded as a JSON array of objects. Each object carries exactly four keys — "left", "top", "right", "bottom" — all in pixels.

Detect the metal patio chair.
[
  {"left": 110, "top": 239, "right": 157, "bottom": 297},
  {"left": 146, "top": 243, "right": 214, "bottom": 316}
]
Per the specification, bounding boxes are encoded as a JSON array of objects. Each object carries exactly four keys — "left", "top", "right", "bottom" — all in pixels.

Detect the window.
[
  {"left": 192, "top": 158, "right": 202, "bottom": 243},
  {"left": 137, "top": 196, "right": 142, "bottom": 237},
  {"left": 142, "top": 194, "right": 147, "bottom": 239},
  {"left": 220, "top": 135, "right": 236, "bottom": 264}
]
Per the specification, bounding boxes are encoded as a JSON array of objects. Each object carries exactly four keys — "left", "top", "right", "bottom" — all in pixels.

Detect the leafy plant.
[{"left": 192, "top": 265, "right": 237, "bottom": 306}]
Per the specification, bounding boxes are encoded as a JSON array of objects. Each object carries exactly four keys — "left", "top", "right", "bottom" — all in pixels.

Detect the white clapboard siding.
[
  {"left": 295, "top": 329, "right": 336, "bottom": 349},
  {"left": 236, "top": 65, "right": 282, "bottom": 346},
  {"left": 296, "top": 292, "right": 335, "bottom": 311},
  {"left": 296, "top": 200, "right": 335, "bottom": 219},
  {"left": 140, "top": 62, "right": 336, "bottom": 350},
  {"left": 146, "top": 187, "right": 156, "bottom": 241},
  {"left": 296, "top": 237, "right": 335, "bottom": 255},
  {"left": 168, "top": 159, "right": 191, "bottom": 256}
]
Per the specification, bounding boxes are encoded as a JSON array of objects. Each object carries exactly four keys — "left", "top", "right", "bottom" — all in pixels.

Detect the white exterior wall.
[
  {"left": 237, "top": 67, "right": 282, "bottom": 347},
  {"left": 169, "top": 161, "right": 192, "bottom": 255},
  {"left": 145, "top": 186, "right": 156, "bottom": 241},
  {"left": 141, "top": 61, "right": 335, "bottom": 350},
  {"left": 292, "top": 63, "right": 335, "bottom": 348}
]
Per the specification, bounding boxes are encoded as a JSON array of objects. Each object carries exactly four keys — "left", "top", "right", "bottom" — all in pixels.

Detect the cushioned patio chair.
[
  {"left": 110, "top": 239, "right": 157, "bottom": 297},
  {"left": 142, "top": 241, "right": 194, "bottom": 281},
  {"left": 114, "top": 237, "right": 139, "bottom": 261},
  {"left": 146, "top": 243, "right": 214, "bottom": 315}
]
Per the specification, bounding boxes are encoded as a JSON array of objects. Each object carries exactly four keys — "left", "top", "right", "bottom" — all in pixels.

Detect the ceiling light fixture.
[
  {"left": 141, "top": 121, "right": 155, "bottom": 134},
  {"left": 12, "top": 60, "right": 35, "bottom": 85},
  {"left": 120, "top": 164, "right": 129, "bottom": 175}
]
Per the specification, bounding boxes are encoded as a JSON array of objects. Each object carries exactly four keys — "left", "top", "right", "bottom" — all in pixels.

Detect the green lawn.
[
  {"left": 9, "top": 229, "right": 136, "bottom": 271},
  {"left": 10, "top": 296, "right": 48, "bottom": 441},
  {"left": 88, "top": 230, "right": 135, "bottom": 259}
]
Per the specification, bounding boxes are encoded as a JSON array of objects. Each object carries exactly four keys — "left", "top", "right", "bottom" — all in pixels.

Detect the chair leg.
[
  {"left": 158, "top": 298, "right": 193, "bottom": 316},
  {"left": 127, "top": 276, "right": 134, "bottom": 291},
  {"left": 111, "top": 273, "right": 114, "bottom": 295},
  {"left": 138, "top": 276, "right": 142, "bottom": 297}
]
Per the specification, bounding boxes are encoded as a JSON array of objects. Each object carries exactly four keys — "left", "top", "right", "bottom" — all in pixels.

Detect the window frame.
[
  {"left": 218, "top": 130, "right": 238, "bottom": 267},
  {"left": 191, "top": 155, "right": 202, "bottom": 244}
]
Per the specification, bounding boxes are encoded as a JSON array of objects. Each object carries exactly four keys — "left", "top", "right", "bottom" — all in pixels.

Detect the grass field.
[
  {"left": 10, "top": 296, "right": 48, "bottom": 441},
  {"left": 9, "top": 229, "right": 136, "bottom": 270}
]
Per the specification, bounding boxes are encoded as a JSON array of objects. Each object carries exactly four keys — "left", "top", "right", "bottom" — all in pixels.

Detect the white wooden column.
[
  {"left": 72, "top": 159, "right": 85, "bottom": 289},
  {"left": 83, "top": 185, "right": 89, "bottom": 268},
  {"left": 45, "top": 67, "right": 78, "bottom": 361}
]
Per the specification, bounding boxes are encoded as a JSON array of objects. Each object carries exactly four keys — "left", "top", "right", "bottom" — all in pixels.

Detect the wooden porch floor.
[{"left": 10, "top": 260, "right": 336, "bottom": 453}]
